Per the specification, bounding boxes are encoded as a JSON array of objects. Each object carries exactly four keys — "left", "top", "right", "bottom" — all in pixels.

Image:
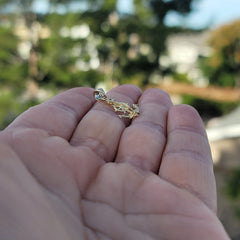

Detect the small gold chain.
[{"left": 94, "top": 88, "right": 139, "bottom": 119}]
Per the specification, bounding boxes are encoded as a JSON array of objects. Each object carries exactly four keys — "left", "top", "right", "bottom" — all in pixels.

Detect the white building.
[{"left": 159, "top": 31, "right": 211, "bottom": 86}]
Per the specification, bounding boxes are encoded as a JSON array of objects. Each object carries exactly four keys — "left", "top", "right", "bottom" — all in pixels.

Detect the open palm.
[{"left": 0, "top": 85, "right": 228, "bottom": 240}]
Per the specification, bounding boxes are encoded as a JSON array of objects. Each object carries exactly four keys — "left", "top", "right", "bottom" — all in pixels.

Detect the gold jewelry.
[{"left": 94, "top": 88, "right": 139, "bottom": 119}]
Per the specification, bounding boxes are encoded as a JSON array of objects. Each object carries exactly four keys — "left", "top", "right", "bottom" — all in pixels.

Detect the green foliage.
[
  {"left": 0, "top": 0, "right": 198, "bottom": 91},
  {"left": 226, "top": 168, "right": 240, "bottom": 199},
  {"left": 200, "top": 19, "right": 240, "bottom": 87},
  {"left": 134, "top": 0, "right": 195, "bottom": 24},
  {"left": 0, "top": 91, "right": 41, "bottom": 129},
  {"left": 102, "top": 0, "right": 117, "bottom": 11},
  {"left": 37, "top": 12, "right": 106, "bottom": 88},
  {"left": 200, "top": 56, "right": 238, "bottom": 87},
  {"left": 0, "top": 26, "right": 27, "bottom": 91},
  {"left": 182, "top": 95, "right": 239, "bottom": 119},
  {"left": 234, "top": 207, "right": 240, "bottom": 219},
  {"left": 224, "top": 168, "right": 240, "bottom": 219},
  {"left": 0, "top": 92, "right": 18, "bottom": 129},
  {"left": 172, "top": 72, "right": 190, "bottom": 83}
]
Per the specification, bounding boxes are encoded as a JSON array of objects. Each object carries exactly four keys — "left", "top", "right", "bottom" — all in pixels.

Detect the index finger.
[{"left": 7, "top": 87, "right": 95, "bottom": 140}]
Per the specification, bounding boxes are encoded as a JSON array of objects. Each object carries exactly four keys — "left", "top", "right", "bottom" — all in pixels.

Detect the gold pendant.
[{"left": 94, "top": 88, "right": 140, "bottom": 119}]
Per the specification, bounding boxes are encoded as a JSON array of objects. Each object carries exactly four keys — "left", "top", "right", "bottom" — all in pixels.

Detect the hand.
[{"left": 0, "top": 85, "right": 229, "bottom": 239}]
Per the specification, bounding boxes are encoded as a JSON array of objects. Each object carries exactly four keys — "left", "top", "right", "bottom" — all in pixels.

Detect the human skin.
[{"left": 0, "top": 85, "right": 230, "bottom": 239}]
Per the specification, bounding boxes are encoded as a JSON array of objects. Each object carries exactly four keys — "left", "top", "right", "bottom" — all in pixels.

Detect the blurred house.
[
  {"left": 158, "top": 31, "right": 211, "bottom": 86},
  {"left": 207, "top": 107, "right": 240, "bottom": 239}
]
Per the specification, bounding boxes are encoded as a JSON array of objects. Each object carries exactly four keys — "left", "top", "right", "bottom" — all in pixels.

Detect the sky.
[
  {"left": 118, "top": 0, "right": 240, "bottom": 29},
  {"left": 34, "top": 0, "right": 240, "bottom": 29},
  {"left": 166, "top": 0, "right": 240, "bottom": 29}
]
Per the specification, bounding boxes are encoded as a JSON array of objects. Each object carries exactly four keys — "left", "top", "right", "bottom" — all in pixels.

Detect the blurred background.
[{"left": 0, "top": 0, "right": 240, "bottom": 238}]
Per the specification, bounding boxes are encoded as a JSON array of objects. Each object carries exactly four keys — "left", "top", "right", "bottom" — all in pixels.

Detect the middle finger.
[{"left": 70, "top": 85, "right": 142, "bottom": 162}]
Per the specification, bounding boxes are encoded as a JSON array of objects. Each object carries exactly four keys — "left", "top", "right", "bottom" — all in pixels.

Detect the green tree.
[
  {"left": 225, "top": 168, "right": 240, "bottom": 220},
  {"left": 0, "top": 0, "right": 107, "bottom": 89},
  {"left": 80, "top": 0, "right": 198, "bottom": 86},
  {"left": 200, "top": 19, "right": 240, "bottom": 87},
  {"left": 0, "top": 25, "right": 26, "bottom": 91},
  {"left": 110, "top": 0, "right": 197, "bottom": 86},
  {"left": 0, "top": 0, "right": 197, "bottom": 89},
  {"left": 38, "top": 12, "right": 105, "bottom": 88}
]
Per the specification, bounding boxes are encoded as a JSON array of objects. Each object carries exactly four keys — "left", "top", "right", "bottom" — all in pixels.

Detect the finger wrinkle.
[
  {"left": 71, "top": 136, "right": 111, "bottom": 162},
  {"left": 120, "top": 155, "right": 155, "bottom": 173},
  {"left": 8, "top": 108, "right": 56, "bottom": 136},
  {"left": 45, "top": 101, "right": 80, "bottom": 124},
  {"left": 91, "top": 108, "right": 129, "bottom": 127},
  {"left": 46, "top": 92, "right": 94, "bottom": 121},
  {"left": 168, "top": 126, "right": 208, "bottom": 140},
  {"left": 131, "top": 121, "right": 166, "bottom": 138},
  {"left": 164, "top": 179, "right": 215, "bottom": 213},
  {"left": 163, "top": 149, "right": 212, "bottom": 167},
  {"left": 140, "top": 102, "right": 170, "bottom": 114}
]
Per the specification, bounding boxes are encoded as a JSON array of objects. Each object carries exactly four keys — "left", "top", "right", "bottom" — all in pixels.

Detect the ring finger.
[{"left": 115, "top": 89, "right": 173, "bottom": 172}]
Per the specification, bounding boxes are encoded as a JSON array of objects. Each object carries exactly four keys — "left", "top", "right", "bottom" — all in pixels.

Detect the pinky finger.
[{"left": 159, "top": 105, "right": 217, "bottom": 212}]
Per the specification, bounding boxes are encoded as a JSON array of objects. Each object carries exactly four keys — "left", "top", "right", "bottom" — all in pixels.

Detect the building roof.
[{"left": 207, "top": 106, "right": 240, "bottom": 141}]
